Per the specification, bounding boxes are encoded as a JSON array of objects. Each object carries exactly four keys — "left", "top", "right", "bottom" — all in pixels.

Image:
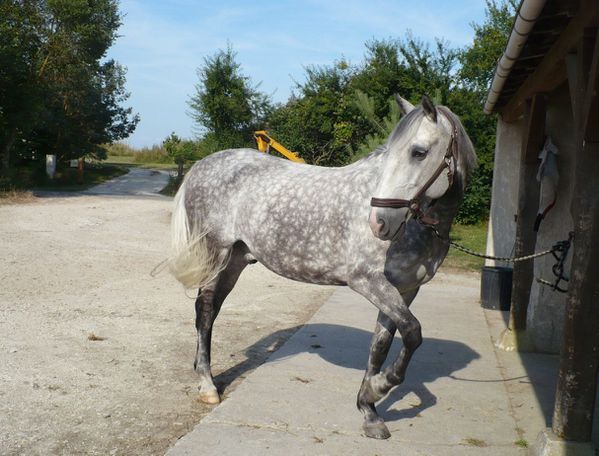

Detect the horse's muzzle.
[{"left": 369, "top": 207, "right": 409, "bottom": 241}]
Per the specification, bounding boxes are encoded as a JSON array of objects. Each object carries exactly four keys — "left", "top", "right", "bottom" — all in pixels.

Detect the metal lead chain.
[
  {"left": 431, "top": 227, "right": 573, "bottom": 264},
  {"left": 534, "top": 232, "right": 574, "bottom": 293},
  {"left": 431, "top": 226, "right": 574, "bottom": 293},
  {"left": 445, "top": 240, "right": 556, "bottom": 263}
]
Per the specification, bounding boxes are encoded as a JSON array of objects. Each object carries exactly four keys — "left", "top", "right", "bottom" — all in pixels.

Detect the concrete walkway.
[
  {"left": 166, "top": 272, "right": 561, "bottom": 456},
  {"left": 83, "top": 167, "right": 170, "bottom": 196}
]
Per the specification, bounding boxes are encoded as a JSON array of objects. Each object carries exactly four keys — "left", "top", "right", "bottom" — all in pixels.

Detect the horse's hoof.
[
  {"left": 198, "top": 390, "right": 220, "bottom": 404},
  {"left": 363, "top": 420, "right": 391, "bottom": 440}
]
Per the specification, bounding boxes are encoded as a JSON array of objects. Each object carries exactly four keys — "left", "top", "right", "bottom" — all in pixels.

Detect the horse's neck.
[
  {"left": 348, "top": 151, "right": 387, "bottom": 191},
  {"left": 428, "top": 183, "right": 464, "bottom": 236}
]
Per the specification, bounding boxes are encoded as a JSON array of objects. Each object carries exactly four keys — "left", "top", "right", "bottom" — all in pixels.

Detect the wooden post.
[
  {"left": 77, "top": 158, "right": 84, "bottom": 185},
  {"left": 508, "top": 94, "right": 546, "bottom": 334},
  {"left": 552, "top": 28, "right": 599, "bottom": 443}
]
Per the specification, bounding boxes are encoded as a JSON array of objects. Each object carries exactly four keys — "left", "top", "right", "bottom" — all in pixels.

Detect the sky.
[{"left": 107, "top": 0, "right": 488, "bottom": 148}]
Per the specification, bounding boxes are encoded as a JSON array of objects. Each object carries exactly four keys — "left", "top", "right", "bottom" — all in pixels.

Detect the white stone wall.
[
  {"left": 488, "top": 83, "right": 575, "bottom": 353},
  {"left": 485, "top": 117, "right": 524, "bottom": 267}
]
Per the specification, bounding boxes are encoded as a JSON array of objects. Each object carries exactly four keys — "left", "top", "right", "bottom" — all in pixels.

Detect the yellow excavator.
[{"left": 254, "top": 130, "right": 305, "bottom": 163}]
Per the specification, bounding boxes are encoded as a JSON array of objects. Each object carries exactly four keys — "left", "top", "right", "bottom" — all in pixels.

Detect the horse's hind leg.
[{"left": 194, "top": 242, "right": 250, "bottom": 404}]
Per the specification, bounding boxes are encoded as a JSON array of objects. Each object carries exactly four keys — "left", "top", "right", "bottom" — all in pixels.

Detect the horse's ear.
[
  {"left": 395, "top": 94, "right": 415, "bottom": 116},
  {"left": 421, "top": 95, "right": 437, "bottom": 122}
]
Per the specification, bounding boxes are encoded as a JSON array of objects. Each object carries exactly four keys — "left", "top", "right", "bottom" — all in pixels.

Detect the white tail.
[{"left": 169, "top": 179, "right": 222, "bottom": 290}]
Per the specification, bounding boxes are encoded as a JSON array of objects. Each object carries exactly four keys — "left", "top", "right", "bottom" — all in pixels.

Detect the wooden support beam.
[
  {"left": 552, "top": 27, "right": 599, "bottom": 443},
  {"left": 582, "top": 31, "right": 599, "bottom": 141},
  {"left": 567, "top": 30, "right": 595, "bottom": 128},
  {"left": 553, "top": 142, "right": 599, "bottom": 442},
  {"left": 508, "top": 94, "right": 546, "bottom": 333},
  {"left": 501, "top": 1, "right": 599, "bottom": 122}
]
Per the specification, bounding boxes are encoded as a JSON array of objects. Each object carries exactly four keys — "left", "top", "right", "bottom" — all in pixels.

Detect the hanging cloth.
[{"left": 534, "top": 137, "right": 559, "bottom": 232}]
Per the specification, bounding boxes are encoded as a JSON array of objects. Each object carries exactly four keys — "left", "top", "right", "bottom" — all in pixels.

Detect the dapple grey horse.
[{"left": 168, "top": 95, "right": 477, "bottom": 439}]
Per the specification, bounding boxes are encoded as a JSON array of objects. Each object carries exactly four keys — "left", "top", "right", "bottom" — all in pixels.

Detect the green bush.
[{"left": 0, "top": 162, "right": 42, "bottom": 191}]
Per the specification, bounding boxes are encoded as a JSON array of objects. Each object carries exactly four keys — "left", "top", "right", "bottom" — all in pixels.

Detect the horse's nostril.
[{"left": 377, "top": 217, "right": 389, "bottom": 236}]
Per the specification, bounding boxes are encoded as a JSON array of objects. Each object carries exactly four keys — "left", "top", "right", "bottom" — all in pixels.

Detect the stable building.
[{"left": 483, "top": 0, "right": 599, "bottom": 453}]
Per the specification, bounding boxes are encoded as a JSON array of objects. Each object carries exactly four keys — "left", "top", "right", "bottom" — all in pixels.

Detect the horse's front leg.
[
  {"left": 356, "top": 310, "right": 396, "bottom": 439},
  {"left": 350, "top": 277, "right": 422, "bottom": 439}
]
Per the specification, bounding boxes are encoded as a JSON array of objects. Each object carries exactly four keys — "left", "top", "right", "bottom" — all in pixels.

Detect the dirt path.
[
  {"left": 0, "top": 191, "right": 333, "bottom": 455},
  {"left": 83, "top": 167, "right": 171, "bottom": 196}
]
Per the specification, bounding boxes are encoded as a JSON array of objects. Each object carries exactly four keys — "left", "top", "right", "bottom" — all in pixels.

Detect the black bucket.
[{"left": 480, "top": 266, "right": 513, "bottom": 311}]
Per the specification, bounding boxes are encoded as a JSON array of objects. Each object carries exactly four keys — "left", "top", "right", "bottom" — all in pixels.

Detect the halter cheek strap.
[{"left": 370, "top": 107, "right": 458, "bottom": 227}]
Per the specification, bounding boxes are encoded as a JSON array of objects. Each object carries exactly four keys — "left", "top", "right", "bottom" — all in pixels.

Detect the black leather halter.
[{"left": 370, "top": 107, "right": 459, "bottom": 227}]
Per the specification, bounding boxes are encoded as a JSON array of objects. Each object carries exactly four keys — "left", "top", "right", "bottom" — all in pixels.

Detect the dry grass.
[
  {"left": 0, "top": 190, "right": 36, "bottom": 206},
  {"left": 462, "top": 437, "right": 488, "bottom": 447},
  {"left": 87, "top": 333, "right": 107, "bottom": 341}
]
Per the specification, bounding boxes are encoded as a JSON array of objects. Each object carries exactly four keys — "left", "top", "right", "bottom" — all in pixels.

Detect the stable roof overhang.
[{"left": 484, "top": 0, "right": 599, "bottom": 119}]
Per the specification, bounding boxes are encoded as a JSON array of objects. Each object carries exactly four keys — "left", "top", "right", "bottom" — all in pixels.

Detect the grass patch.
[
  {"left": 514, "top": 439, "right": 528, "bottom": 448},
  {"left": 103, "top": 155, "right": 177, "bottom": 170},
  {"left": 442, "top": 222, "right": 488, "bottom": 272},
  {"left": 102, "top": 154, "right": 136, "bottom": 165},
  {"left": 462, "top": 437, "right": 488, "bottom": 447}
]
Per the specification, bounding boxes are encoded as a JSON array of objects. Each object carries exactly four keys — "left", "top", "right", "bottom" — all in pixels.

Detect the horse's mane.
[{"left": 437, "top": 106, "right": 478, "bottom": 194}]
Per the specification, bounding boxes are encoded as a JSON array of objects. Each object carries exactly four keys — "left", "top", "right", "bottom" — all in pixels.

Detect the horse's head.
[{"left": 369, "top": 95, "right": 475, "bottom": 241}]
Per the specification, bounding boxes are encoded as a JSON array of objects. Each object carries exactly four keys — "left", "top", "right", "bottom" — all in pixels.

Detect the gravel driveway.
[{"left": 0, "top": 173, "right": 333, "bottom": 455}]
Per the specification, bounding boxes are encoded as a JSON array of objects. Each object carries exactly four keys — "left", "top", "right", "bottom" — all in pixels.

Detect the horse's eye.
[{"left": 412, "top": 147, "right": 428, "bottom": 160}]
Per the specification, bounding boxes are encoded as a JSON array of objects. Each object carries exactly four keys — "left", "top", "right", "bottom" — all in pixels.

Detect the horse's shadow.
[{"left": 214, "top": 323, "right": 480, "bottom": 422}]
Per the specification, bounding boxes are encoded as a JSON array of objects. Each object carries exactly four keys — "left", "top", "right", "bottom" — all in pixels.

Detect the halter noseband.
[{"left": 370, "top": 107, "right": 459, "bottom": 227}]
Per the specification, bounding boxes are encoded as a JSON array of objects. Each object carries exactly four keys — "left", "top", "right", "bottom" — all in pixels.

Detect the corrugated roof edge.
[{"left": 483, "top": 0, "right": 548, "bottom": 114}]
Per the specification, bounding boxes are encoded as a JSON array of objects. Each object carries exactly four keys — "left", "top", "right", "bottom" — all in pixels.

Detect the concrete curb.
[{"left": 166, "top": 272, "right": 561, "bottom": 455}]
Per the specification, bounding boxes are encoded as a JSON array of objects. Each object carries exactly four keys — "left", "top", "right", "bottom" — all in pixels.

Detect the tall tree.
[
  {"left": 267, "top": 60, "right": 357, "bottom": 165},
  {"left": 188, "top": 45, "right": 271, "bottom": 151},
  {"left": 450, "top": 0, "right": 517, "bottom": 223},
  {"left": 0, "top": 0, "right": 138, "bottom": 174},
  {"left": 398, "top": 35, "right": 459, "bottom": 105},
  {"left": 267, "top": 38, "right": 460, "bottom": 168},
  {"left": 351, "top": 39, "right": 404, "bottom": 120},
  {"left": 459, "top": 0, "right": 518, "bottom": 97},
  {"left": 0, "top": 1, "right": 44, "bottom": 172}
]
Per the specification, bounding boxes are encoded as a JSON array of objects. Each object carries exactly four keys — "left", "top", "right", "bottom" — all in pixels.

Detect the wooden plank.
[
  {"left": 552, "top": 145, "right": 599, "bottom": 442},
  {"left": 552, "top": 28, "right": 599, "bottom": 442},
  {"left": 566, "top": 53, "right": 578, "bottom": 110},
  {"left": 501, "top": 1, "right": 599, "bottom": 121},
  {"left": 508, "top": 94, "right": 545, "bottom": 332},
  {"left": 567, "top": 32, "right": 594, "bottom": 128},
  {"left": 582, "top": 31, "right": 599, "bottom": 141}
]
